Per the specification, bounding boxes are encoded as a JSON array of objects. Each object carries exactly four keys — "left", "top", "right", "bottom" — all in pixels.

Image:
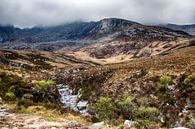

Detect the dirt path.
[{"left": 0, "top": 107, "right": 89, "bottom": 129}]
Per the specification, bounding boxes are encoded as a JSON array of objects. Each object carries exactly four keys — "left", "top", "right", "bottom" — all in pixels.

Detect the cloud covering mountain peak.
[{"left": 0, "top": 0, "right": 195, "bottom": 27}]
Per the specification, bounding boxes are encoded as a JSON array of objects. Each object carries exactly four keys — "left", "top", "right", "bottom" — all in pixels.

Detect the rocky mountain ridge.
[
  {"left": 0, "top": 18, "right": 191, "bottom": 44},
  {"left": 162, "top": 23, "right": 195, "bottom": 36}
]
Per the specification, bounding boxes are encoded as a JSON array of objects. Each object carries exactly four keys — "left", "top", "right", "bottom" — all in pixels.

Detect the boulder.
[
  {"left": 91, "top": 122, "right": 104, "bottom": 129},
  {"left": 77, "top": 101, "right": 88, "bottom": 110},
  {"left": 22, "top": 93, "right": 33, "bottom": 99},
  {"left": 124, "top": 120, "right": 137, "bottom": 128}
]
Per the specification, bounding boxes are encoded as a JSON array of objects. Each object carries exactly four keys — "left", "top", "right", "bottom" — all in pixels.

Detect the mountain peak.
[{"left": 95, "top": 18, "right": 139, "bottom": 34}]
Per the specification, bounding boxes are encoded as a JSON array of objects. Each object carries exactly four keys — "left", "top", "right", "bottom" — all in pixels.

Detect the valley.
[{"left": 0, "top": 18, "right": 195, "bottom": 129}]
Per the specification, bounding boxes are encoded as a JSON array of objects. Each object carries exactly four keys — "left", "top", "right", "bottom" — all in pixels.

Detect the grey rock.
[
  {"left": 22, "top": 93, "right": 33, "bottom": 99},
  {"left": 91, "top": 122, "right": 104, "bottom": 129},
  {"left": 124, "top": 120, "right": 137, "bottom": 128},
  {"left": 56, "top": 84, "right": 88, "bottom": 116},
  {"left": 77, "top": 101, "right": 88, "bottom": 110}
]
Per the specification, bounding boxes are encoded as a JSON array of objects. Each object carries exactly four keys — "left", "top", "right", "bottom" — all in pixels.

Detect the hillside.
[
  {"left": 65, "top": 38, "right": 195, "bottom": 64},
  {"left": 0, "top": 18, "right": 191, "bottom": 52},
  {"left": 163, "top": 24, "right": 195, "bottom": 36},
  {"left": 0, "top": 18, "right": 190, "bottom": 43},
  {"left": 57, "top": 46, "right": 195, "bottom": 128},
  {"left": 0, "top": 46, "right": 194, "bottom": 128},
  {"left": 0, "top": 18, "right": 194, "bottom": 129}
]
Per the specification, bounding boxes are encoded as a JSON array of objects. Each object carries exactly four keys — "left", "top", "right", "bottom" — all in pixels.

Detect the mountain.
[
  {"left": 162, "top": 23, "right": 195, "bottom": 36},
  {"left": 0, "top": 18, "right": 194, "bottom": 64},
  {"left": 0, "top": 25, "right": 44, "bottom": 43},
  {"left": 0, "top": 18, "right": 191, "bottom": 44},
  {"left": 0, "top": 18, "right": 195, "bottom": 129}
]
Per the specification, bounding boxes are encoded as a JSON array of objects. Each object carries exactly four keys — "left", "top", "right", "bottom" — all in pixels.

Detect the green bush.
[
  {"left": 95, "top": 94, "right": 135, "bottom": 120},
  {"left": 0, "top": 72, "right": 29, "bottom": 100},
  {"left": 133, "top": 106, "right": 159, "bottom": 121},
  {"left": 36, "top": 80, "right": 55, "bottom": 91},
  {"left": 95, "top": 94, "right": 160, "bottom": 123},
  {"left": 157, "top": 75, "right": 171, "bottom": 90},
  {"left": 95, "top": 96, "right": 116, "bottom": 120},
  {"left": 183, "top": 74, "right": 195, "bottom": 86},
  {"left": 115, "top": 93, "right": 134, "bottom": 119},
  {"left": 4, "top": 92, "right": 16, "bottom": 101},
  {"left": 34, "top": 80, "right": 59, "bottom": 103},
  {"left": 137, "top": 119, "right": 153, "bottom": 127}
]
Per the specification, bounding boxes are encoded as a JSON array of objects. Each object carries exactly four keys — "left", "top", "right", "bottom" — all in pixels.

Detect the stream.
[{"left": 56, "top": 84, "right": 89, "bottom": 116}]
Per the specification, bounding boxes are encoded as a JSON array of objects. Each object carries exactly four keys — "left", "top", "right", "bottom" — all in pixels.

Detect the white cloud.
[{"left": 0, "top": 0, "right": 194, "bottom": 27}]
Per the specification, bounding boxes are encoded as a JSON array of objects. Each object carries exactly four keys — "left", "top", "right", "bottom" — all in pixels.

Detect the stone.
[
  {"left": 171, "top": 127, "right": 189, "bottom": 129},
  {"left": 22, "top": 93, "right": 33, "bottom": 99},
  {"left": 91, "top": 122, "right": 104, "bottom": 129},
  {"left": 124, "top": 120, "right": 137, "bottom": 128},
  {"left": 77, "top": 101, "right": 88, "bottom": 110},
  {"left": 56, "top": 84, "right": 88, "bottom": 116}
]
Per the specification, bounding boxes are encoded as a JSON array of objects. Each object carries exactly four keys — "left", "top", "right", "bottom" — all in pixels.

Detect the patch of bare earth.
[{"left": 0, "top": 107, "right": 89, "bottom": 129}]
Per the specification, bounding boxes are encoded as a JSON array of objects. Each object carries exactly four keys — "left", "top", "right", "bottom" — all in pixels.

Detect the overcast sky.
[{"left": 0, "top": 0, "right": 195, "bottom": 27}]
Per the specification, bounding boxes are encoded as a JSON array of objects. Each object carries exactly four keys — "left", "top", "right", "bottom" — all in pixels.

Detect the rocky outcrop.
[{"left": 57, "top": 84, "right": 88, "bottom": 116}]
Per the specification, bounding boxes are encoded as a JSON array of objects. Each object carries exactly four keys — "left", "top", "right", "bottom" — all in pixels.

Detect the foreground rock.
[
  {"left": 91, "top": 122, "right": 104, "bottom": 129},
  {"left": 124, "top": 120, "right": 137, "bottom": 128},
  {"left": 57, "top": 84, "right": 88, "bottom": 116}
]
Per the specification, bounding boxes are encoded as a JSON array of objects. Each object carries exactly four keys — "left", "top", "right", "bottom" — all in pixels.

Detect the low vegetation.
[
  {"left": 0, "top": 46, "right": 194, "bottom": 128},
  {"left": 157, "top": 75, "right": 171, "bottom": 91},
  {"left": 94, "top": 93, "right": 160, "bottom": 127}
]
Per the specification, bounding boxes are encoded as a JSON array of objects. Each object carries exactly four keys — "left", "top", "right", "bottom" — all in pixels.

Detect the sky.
[{"left": 0, "top": 0, "right": 195, "bottom": 27}]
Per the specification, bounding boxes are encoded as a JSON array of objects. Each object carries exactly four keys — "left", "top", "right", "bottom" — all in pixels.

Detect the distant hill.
[{"left": 162, "top": 23, "right": 195, "bottom": 36}]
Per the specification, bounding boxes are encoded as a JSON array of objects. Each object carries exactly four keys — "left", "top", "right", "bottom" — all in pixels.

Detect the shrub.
[
  {"left": 183, "top": 74, "right": 195, "bottom": 86},
  {"left": 133, "top": 106, "right": 160, "bottom": 121},
  {"left": 4, "top": 92, "right": 16, "bottom": 101},
  {"left": 35, "top": 80, "right": 55, "bottom": 91},
  {"left": 137, "top": 119, "right": 152, "bottom": 127},
  {"left": 0, "top": 72, "right": 29, "bottom": 100},
  {"left": 95, "top": 94, "right": 135, "bottom": 120},
  {"left": 47, "top": 116, "right": 57, "bottom": 121},
  {"left": 80, "top": 82, "right": 99, "bottom": 100},
  {"left": 157, "top": 75, "right": 171, "bottom": 90},
  {"left": 115, "top": 93, "right": 134, "bottom": 119},
  {"left": 34, "top": 80, "right": 59, "bottom": 103},
  {"left": 95, "top": 96, "right": 116, "bottom": 120},
  {"left": 17, "top": 99, "right": 34, "bottom": 108}
]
